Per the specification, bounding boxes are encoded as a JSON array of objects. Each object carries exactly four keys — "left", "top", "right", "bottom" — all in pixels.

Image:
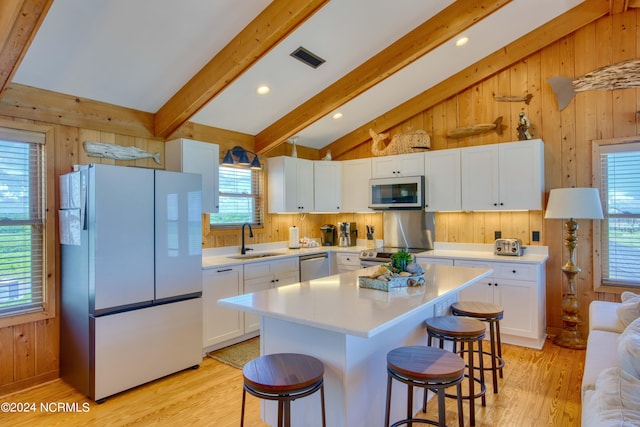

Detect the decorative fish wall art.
[
  {"left": 446, "top": 116, "right": 504, "bottom": 139},
  {"left": 369, "top": 128, "right": 430, "bottom": 156},
  {"left": 548, "top": 58, "right": 640, "bottom": 111},
  {"left": 83, "top": 141, "right": 161, "bottom": 164},
  {"left": 494, "top": 93, "right": 533, "bottom": 104}
]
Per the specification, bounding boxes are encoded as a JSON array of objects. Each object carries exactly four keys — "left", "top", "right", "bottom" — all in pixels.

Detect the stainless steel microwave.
[{"left": 368, "top": 176, "right": 424, "bottom": 210}]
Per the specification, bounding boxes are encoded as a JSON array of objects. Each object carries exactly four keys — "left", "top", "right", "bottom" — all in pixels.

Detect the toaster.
[{"left": 494, "top": 238, "right": 524, "bottom": 256}]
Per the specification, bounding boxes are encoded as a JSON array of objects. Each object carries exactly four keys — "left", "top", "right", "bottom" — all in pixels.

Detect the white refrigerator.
[{"left": 60, "top": 164, "right": 203, "bottom": 401}]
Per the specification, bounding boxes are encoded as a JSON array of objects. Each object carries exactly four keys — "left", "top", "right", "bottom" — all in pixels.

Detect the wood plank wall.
[
  {"left": 337, "top": 10, "right": 640, "bottom": 337},
  {"left": 0, "top": 8, "right": 637, "bottom": 395}
]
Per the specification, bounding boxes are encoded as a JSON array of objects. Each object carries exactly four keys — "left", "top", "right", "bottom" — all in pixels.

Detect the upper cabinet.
[
  {"left": 314, "top": 161, "right": 342, "bottom": 213},
  {"left": 267, "top": 156, "right": 314, "bottom": 213},
  {"left": 461, "top": 139, "right": 544, "bottom": 211},
  {"left": 371, "top": 152, "right": 425, "bottom": 178},
  {"left": 165, "top": 138, "right": 219, "bottom": 213},
  {"left": 424, "top": 148, "right": 461, "bottom": 212},
  {"left": 341, "top": 158, "right": 373, "bottom": 213}
]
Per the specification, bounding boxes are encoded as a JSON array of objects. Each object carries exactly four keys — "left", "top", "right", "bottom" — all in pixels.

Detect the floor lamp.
[{"left": 544, "top": 187, "right": 604, "bottom": 349}]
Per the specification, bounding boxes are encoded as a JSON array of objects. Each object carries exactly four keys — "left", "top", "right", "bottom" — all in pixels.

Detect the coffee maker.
[
  {"left": 320, "top": 224, "right": 337, "bottom": 246},
  {"left": 338, "top": 222, "right": 358, "bottom": 247}
]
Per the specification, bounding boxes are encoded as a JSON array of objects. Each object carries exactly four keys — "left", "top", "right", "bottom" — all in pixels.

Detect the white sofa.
[{"left": 582, "top": 294, "right": 640, "bottom": 426}]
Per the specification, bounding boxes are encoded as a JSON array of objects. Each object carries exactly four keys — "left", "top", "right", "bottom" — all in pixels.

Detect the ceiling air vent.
[{"left": 290, "top": 46, "right": 325, "bottom": 69}]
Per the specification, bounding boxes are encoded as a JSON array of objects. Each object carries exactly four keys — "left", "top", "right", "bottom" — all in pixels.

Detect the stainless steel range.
[
  {"left": 358, "top": 210, "right": 435, "bottom": 267},
  {"left": 359, "top": 247, "right": 428, "bottom": 267}
]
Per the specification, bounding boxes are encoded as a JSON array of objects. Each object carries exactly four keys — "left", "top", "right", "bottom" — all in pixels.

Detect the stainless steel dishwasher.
[{"left": 299, "top": 252, "right": 331, "bottom": 281}]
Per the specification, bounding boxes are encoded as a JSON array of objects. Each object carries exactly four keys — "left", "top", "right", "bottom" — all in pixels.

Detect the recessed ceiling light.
[
  {"left": 333, "top": 112, "right": 343, "bottom": 119},
  {"left": 455, "top": 36, "right": 469, "bottom": 47},
  {"left": 256, "top": 85, "right": 270, "bottom": 95}
]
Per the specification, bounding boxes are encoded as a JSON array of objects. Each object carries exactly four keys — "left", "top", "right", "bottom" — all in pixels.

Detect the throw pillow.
[
  {"left": 616, "top": 295, "right": 640, "bottom": 327},
  {"left": 583, "top": 367, "right": 640, "bottom": 427},
  {"left": 621, "top": 291, "right": 639, "bottom": 303},
  {"left": 617, "top": 317, "right": 640, "bottom": 379}
]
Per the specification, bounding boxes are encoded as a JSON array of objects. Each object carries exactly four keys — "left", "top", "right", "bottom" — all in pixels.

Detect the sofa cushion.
[
  {"left": 590, "top": 301, "right": 626, "bottom": 333},
  {"left": 617, "top": 318, "right": 640, "bottom": 379},
  {"left": 616, "top": 295, "right": 640, "bottom": 327},
  {"left": 621, "top": 291, "right": 639, "bottom": 302},
  {"left": 583, "top": 330, "right": 621, "bottom": 398},
  {"left": 582, "top": 367, "right": 640, "bottom": 427}
]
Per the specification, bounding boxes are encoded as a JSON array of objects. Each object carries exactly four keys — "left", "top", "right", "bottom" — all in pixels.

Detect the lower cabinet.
[
  {"left": 455, "top": 259, "right": 546, "bottom": 349},
  {"left": 243, "top": 257, "right": 300, "bottom": 333},
  {"left": 202, "top": 265, "right": 244, "bottom": 350},
  {"left": 336, "top": 252, "right": 361, "bottom": 273}
]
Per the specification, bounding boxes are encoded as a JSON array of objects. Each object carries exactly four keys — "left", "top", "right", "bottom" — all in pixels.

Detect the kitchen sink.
[{"left": 227, "top": 252, "right": 284, "bottom": 260}]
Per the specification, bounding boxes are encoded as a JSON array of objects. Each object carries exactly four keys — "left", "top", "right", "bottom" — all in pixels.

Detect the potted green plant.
[{"left": 390, "top": 249, "right": 412, "bottom": 273}]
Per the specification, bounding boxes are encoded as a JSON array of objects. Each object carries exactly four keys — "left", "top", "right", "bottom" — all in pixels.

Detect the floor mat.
[{"left": 207, "top": 337, "right": 259, "bottom": 369}]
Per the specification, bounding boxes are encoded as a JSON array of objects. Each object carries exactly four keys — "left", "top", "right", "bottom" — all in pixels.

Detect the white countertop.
[
  {"left": 218, "top": 264, "right": 492, "bottom": 338},
  {"left": 202, "top": 241, "right": 548, "bottom": 269}
]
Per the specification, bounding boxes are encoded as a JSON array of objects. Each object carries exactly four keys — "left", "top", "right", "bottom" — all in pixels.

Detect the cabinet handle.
[
  {"left": 275, "top": 279, "right": 279, "bottom": 282},
  {"left": 494, "top": 283, "right": 498, "bottom": 286},
  {"left": 487, "top": 282, "right": 492, "bottom": 286},
  {"left": 217, "top": 268, "right": 232, "bottom": 273},
  {"left": 512, "top": 270, "right": 516, "bottom": 274}
]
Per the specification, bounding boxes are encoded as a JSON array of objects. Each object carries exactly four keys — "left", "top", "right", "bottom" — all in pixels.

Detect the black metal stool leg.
[
  {"left": 240, "top": 388, "right": 247, "bottom": 427},
  {"left": 497, "top": 320, "right": 504, "bottom": 379},
  {"left": 489, "top": 320, "right": 498, "bottom": 393},
  {"left": 385, "top": 373, "right": 393, "bottom": 427}
]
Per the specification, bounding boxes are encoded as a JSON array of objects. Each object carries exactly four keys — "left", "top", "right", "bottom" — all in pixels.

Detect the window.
[
  {"left": 210, "top": 166, "right": 263, "bottom": 227},
  {"left": 0, "top": 127, "right": 47, "bottom": 319},
  {"left": 594, "top": 139, "right": 640, "bottom": 290}
]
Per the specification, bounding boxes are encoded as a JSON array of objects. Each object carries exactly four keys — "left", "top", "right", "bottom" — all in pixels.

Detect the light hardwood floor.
[{"left": 0, "top": 338, "right": 584, "bottom": 426}]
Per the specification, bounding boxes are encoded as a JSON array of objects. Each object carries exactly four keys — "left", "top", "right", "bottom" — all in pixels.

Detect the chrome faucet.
[{"left": 241, "top": 223, "right": 254, "bottom": 255}]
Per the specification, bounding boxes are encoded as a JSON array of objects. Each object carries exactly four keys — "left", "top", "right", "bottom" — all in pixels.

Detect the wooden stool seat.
[
  {"left": 425, "top": 315, "right": 486, "bottom": 338},
  {"left": 241, "top": 353, "right": 326, "bottom": 427},
  {"left": 385, "top": 346, "right": 465, "bottom": 427},
  {"left": 452, "top": 301, "right": 505, "bottom": 394},
  {"left": 451, "top": 301, "right": 504, "bottom": 320},
  {"left": 425, "top": 316, "right": 486, "bottom": 427}
]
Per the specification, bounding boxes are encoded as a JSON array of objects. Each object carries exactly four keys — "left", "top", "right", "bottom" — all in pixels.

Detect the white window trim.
[
  {"left": 0, "top": 119, "right": 55, "bottom": 328},
  {"left": 592, "top": 136, "right": 640, "bottom": 294}
]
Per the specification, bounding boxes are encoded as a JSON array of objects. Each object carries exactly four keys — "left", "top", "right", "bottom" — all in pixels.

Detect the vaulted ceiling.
[{"left": 0, "top": 0, "right": 633, "bottom": 158}]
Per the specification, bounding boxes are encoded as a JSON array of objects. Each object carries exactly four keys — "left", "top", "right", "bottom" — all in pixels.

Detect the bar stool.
[
  {"left": 425, "top": 316, "right": 486, "bottom": 427},
  {"left": 451, "top": 301, "right": 505, "bottom": 393},
  {"left": 240, "top": 353, "right": 326, "bottom": 427},
  {"left": 385, "top": 345, "right": 465, "bottom": 427}
]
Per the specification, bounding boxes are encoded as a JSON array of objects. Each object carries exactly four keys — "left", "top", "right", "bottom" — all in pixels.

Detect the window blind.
[
  {"left": 599, "top": 142, "right": 640, "bottom": 287},
  {"left": 0, "top": 133, "right": 46, "bottom": 316},
  {"left": 210, "top": 166, "right": 263, "bottom": 227}
]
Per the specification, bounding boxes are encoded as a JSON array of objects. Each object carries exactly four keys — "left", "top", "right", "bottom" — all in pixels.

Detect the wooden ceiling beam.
[
  {"left": 0, "top": 0, "right": 52, "bottom": 96},
  {"left": 153, "top": 0, "right": 329, "bottom": 139},
  {"left": 323, "top": 0, "right": 610, "bottom": 159},
  {"left": 627, "top": 0, "right": 640, "bottom": 8},
  {"left": 254, "top": 0, "right": 512, "bottom": 154}
]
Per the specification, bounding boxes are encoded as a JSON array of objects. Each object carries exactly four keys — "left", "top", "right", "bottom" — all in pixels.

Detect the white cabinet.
[
  {"left": 243, "top": 257, "right": 300, "bottom": 332},
  {"left": 371, "top": 152, "right": 425, "bottom": 178},
  {"left": 455, "top": 259, "right": 546, "bottom": 349},
  {"left": 202, "top": 266, "right": 243, "bottom": 349},
  {"left": 314, "top": 161, "right": 342, "bottom": 212},
  {"left": 341, "top": 158, "right": 373, "bottom": 212},
  {"left": 336, "top": 252, "right": 361, "bottom": 273},
  {"left": 424, "top": 148, "right": 461, "bottom": 211},
  {"left": 461, "top": 139, "right": 543, "bottom": 211},
  {"left": 165, "top": 138, "right": 219, "bottom": 213},
  {"left": 268, "top": 156, "right": 314, "bottom": 213}
]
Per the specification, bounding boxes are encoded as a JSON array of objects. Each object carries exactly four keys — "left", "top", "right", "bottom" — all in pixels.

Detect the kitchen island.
[{"left": 218, "top": 264, "right": 492, "bottom": 427}]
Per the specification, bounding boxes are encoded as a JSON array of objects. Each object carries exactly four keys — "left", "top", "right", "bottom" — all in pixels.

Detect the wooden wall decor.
[
  {"left": 548, "top": 58, "right": 640, "bottom": 110},
  {"left": 494, "top": 93, "right": 534, "bottom": 104},
  {"left": 446, "top": 116, "right": 504, "bottom": 139},
  {"left": 369, "top": 128, "right": 430, "bottom": 156}
]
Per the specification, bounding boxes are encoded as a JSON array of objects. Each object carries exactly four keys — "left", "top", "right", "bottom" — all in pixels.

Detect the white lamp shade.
[{"left": 544, "top": 187, "right": 604, "bottom": 220}]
